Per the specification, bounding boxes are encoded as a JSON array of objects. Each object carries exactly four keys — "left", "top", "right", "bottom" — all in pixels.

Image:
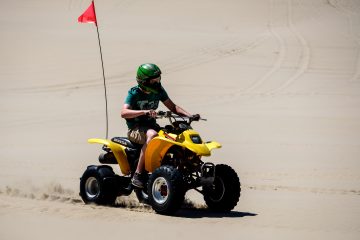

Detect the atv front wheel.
[
  {"left": 203, "top": 164, "right": 241, "bottom": 212},
  {"left": 80, "top": 165, "right": 118, "bottom": 205},
  {"left": 147, "top": 165, "right": 185, "bottom": 215}
]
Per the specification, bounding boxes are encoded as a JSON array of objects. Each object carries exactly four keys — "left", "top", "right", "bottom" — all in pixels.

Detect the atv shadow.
[{"left": 174, "top": 208, "right": 257, "bottom": 219}]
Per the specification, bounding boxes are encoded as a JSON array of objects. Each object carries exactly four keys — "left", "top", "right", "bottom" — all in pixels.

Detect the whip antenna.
[
  {"left": 95, "top": 17, "right": 109, "bottom": 139},
  {"left": 78, "top": 1, "right": 109, "bottom": 139}
]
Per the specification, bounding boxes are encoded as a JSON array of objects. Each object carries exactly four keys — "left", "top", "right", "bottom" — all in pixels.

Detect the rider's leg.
[
  {"left": 135, "top": 129, "right": 158, "bottom": 173},
  {"left": 132, "top": 129, "right": 158, "bottom": 188}
]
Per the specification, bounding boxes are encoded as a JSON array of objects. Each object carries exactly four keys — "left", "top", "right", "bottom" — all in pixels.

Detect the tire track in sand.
[
  {"left": 205, "top": 0, "right": 308, "bottom": 103},
  {"left": 188, "top": 0, "right": 286, "bottom": 107},
  {"left": 266, "top": 0, "right": 311, "bottom": 94},
  {"left": 194, "top": 0, "right": 300, "bottom": 106},
  {"left": 161, "top": 33, "right": 269, "bottom": 75},
  {"left": 0, "top": 184, "right": 205, "bottom": 215},
  {"left": 246, "top": 184, "right": 360, "bottom": 195},
  {"left": 242, "top": 0, "right": 287, "bottom": 94},
  {"left": 329, "top": 0, "right": 360, "bottom": 83},
  {"left": 9, "top": 71, "right": 133, "bottom": 94},
  {"left": 10, "top": 35, "right": 269, "bottom": 94}
]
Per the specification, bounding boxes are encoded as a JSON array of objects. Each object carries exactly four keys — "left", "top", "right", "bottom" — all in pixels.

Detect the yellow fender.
[
  {"left": 88, "top": 138, "right": 131, "bottom": 175},
  {"left": 144, "top": 137, "right": 183, "bottom": 172},
  {"left": 205, "top": 141, "right": 222, "bottom": 151}
]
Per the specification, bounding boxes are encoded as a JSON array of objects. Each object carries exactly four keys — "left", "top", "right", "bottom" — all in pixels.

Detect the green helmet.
[{"left": 136, "top": 63, "right": 162, "bottom": 93}]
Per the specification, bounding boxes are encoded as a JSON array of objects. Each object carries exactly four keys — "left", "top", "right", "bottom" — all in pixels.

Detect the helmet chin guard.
[{"left": 138, "top": 81, "right": 162, "bottom": 94}]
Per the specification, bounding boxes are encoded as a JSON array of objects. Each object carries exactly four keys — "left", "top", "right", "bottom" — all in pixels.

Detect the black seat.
[{"left": 111, "top": 137, "right": 142, "bottom": 149}]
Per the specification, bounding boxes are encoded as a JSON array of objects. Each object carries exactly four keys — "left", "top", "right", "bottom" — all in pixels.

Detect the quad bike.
[{"left": 80, "top": 111, "right": 241, "bottom": 215}]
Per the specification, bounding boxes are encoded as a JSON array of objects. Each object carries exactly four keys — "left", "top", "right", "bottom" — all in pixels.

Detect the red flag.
[{"left": 78, "top": 1, "right": 97, "bottom": 26}]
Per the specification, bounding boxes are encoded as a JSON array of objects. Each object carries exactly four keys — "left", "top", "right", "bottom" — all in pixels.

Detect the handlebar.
[{"left": 157, "top": 111, "right": 206, "bottom": 122}]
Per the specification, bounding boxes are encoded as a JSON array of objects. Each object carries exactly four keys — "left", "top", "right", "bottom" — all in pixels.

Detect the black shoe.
[{"left": 131, "top": 173, "right": 144, "bottom": 188}]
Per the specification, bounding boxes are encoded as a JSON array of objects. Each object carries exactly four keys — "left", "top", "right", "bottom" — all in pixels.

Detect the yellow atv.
[{"left": 80, "top": 111, "right": 241, "bottom": 215}]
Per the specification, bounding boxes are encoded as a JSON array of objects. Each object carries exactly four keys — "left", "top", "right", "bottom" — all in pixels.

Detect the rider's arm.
[
  {"left": 163, "top": 98, "right": 191, "bottom": 117},
  {"left": 121, "top": 104, "right": 155, "bottom": 119}
]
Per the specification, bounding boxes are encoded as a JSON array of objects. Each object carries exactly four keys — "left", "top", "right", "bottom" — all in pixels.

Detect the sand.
[{"left": 1, "top": 0, "right": 360, "bottom": 239}]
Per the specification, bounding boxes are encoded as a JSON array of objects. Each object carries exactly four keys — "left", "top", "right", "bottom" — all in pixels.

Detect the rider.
[{"left": 121, "top": 63, "right": 196, "bottom": 188}]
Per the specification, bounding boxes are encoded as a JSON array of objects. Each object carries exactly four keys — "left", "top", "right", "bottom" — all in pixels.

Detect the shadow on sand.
[{"left": 174, "top": 208, "right": 258, "bottom": 219}]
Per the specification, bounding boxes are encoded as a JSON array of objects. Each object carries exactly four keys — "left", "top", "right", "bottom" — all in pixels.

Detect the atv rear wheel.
[
  {"left": 203, "top": 164, "right": 241, "bottom": 212},
  {"left": 147, "top": 165, "right": 185, "bottom": 215},
  {"left": 80, "top": 165, "right": 117, "bottom": 205}
]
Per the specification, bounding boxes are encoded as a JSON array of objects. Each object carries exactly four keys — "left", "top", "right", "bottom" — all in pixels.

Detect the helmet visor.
[
  {"left": 138, "top": 76, "right": 162, "bottom": 93},
  {"left": 149, "top": 76, "right": 161, "bottom": 84}
]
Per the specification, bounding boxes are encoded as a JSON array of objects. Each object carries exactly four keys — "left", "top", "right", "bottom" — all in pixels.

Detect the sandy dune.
[{"left": 1, "top": 0, "right": 360, "bottom": 239}]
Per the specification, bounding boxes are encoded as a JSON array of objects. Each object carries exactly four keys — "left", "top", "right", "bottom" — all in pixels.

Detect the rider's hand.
[
  {"left": 146, "top": 110, "right": 157, "bottom": 118},
  {"left": 191, "top": 114, "right": 201, "bottom": 121}
]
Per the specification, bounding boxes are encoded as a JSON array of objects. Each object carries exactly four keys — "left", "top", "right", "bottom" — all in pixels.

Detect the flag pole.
[{"left": 93, "top": 1, "right": 109, "bottom": 139}]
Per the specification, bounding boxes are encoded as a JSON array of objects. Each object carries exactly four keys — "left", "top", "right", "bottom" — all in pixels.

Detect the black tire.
[
  {"left": 203, "top": 164, "right": 241, "bottom": 212},
  {"left": 134, "top": 189, "right": 149, "bottom": 204},
  {"left": 147, "top": 165, "right": 185, "bottom": 215},
  {"left": 79, "top": 165, "right": 118, "bottom": 205},
  {"left": 134, "top": 173, "right": 150, "bottom": 204}
]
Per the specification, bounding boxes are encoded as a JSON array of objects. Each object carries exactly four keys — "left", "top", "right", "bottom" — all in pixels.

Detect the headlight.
[{"left": 190, "top": 135, "right": 202, "bottom": 144}]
